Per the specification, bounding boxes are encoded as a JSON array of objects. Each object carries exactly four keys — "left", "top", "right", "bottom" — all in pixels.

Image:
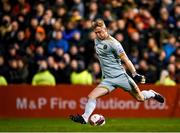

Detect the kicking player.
[{"left": 70, "top": 19, "right": 164, "bottom": 124}]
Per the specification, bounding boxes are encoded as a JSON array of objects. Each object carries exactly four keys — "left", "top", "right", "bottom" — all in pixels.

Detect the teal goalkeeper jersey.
[{"left": 94, "top": 36, "right": 126, "bottom": 78}]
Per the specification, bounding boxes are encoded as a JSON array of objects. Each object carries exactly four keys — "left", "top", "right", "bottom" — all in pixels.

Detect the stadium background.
[{"left": 0, "top": 0, "right": 180, "bottom": 132}]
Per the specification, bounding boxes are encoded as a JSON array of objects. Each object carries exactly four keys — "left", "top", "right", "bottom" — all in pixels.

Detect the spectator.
[
  {"left": 129, "top": 32, "right": 146, "bottom": 55},
  {"left": 32, "top": 60, "right": 56, "bottom": 86},
  {"left": 29, "top": 26, "right": 46, "bottom": 52},
  {"left": 33, "top": 3, "right": 45, "bottom": 21},
  {"left": 70, "top": 60, "right": 93, "bottom": 85},
  {"left": 155, "top": 50, "right": 167, "bottom": 78},
  {"left": 34, "top": 46, "right": 46, "bottom": 62},
  {"left": 0, "top": 15, "right": 12, "bottom": 39},
  {"left": 56, "top": 57, "right": 71, "bottom": 84},
  {"left": 114, "top": 19, "right": 129, "bottom": 53},
  {"left": 174, "top": 4, "right": 180, "bottom": 20},
  {"left": 108, "top": 21, "right": 117, "bottom": 35},
  {"left": 7, "top": 59, "right": 19, "bottom": 84},
  {"left": 63, "top": 21, "right": 81, "bottom": 44},
  {"left": 90, "top": 62, "right": 102, "bottom": 84},
  {"left": 12, "top": 0, "right": 31, "bottom": 16},
  {"left": 69, "top": 45, "right": 84, "bottom": 61},
  {"left": 146, "top": 37, "right": 159, "bottom": 65},
  {"left": 0, "top": 75, "right": 7, "bottom": 85},
  {"left": 161, "top": 0, "right": 174, "bottom": 13},
  {"left": 48, "top": 30, "right": 69, "bottom": 54},
  {"left": 156, "top": 70, "right": 176, "bottom": 86},
  {"left": 55, "top": 0, "right": 65, "bottom": 7},
  {"left": 47, "top": 52, "right": 71, "bottom": 84},
  {"left": 128, "top": 47, "right": 139, "bottom": 69},
  {"left": 172, "top": 19, "right": 180, "bottom": 40},
  {"left": 47, "top": 56, "right": 58, "bottom": 76},
  {"left": 72, "top": 0, "right": 84, "bottom": 18},
  {"left": 55, "top": 5, "right": 68, "bottom": 24},
  {"left": 6, "top": 45, "right": 18, "bottom": 61},
  {"left": 138, "top": 59, "right": 157, "bottom": 83},
  {"left": 70, "top": 8, "right": 82, "bottom": 23},
  {"left": 16, "top": 58, "right": 29, "bottom": 83},
  {"left": 163, "top": 34, "right": 177, "bottom": 62},
  {"left": 86, "top": 1, "right": 100, "bottom": 20},
  {"left": 153, "top": 21, "right": 169, "bottom": 45},
  {"left": 7, "top": 58, "right": 28, "bottom": 84},
  {"left": 159, "top": 7, "right": 175, "bottom": 30},
  {"left": 0, "top": 0, "right": 12, "bottom": 16},
  {"left": 167, "top": 63, "right": 176, "bottom": 81},
  {"left": 26, "top": 17, "right": 39, "bottom": 41},
  {"left": 52, "top": 19, "right": 63, "bottom": 31},
  {"left": 147, "top": 37, "right": 159, "bottom": 54},
  {"left": 174, "top": 47, "right": 180, "bottom": 83},
  {"left": 10, "top": 21, "right": 19, "bottom": 43},
  {"left": 15, "top": 30, "right": 28, "bottom": 53},
  {"left": 81, "top": 19, "right": 93, "bottom": 41},
  {"left": 0, "top": 55, "right": 8, "bottom": 78},
  {"left": 103, "top": 8, "right": 115, "bottom": 26},
  {"left": 40, "top": 9, "right": 55, "bottom": 39},
  {"left": 110, "top": 0, "right": 123, "bottom": 19},
  {"left": 135, "top": 6, "right": 154, "bottom": 30},
  {"left": 80, "top": 31, "right": 96, "bottom": 66}
]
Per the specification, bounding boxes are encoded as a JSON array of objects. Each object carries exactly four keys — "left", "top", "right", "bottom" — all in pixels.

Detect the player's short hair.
[{"left": 91, "top": 18, "right": 106, "bottom": 30}]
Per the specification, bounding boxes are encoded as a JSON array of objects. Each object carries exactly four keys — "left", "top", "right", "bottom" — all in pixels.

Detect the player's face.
[{"left": 94, "top": 27, "right": 109, "bottom": 40}]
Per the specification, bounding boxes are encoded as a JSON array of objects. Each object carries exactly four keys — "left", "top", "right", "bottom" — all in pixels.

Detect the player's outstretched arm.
[{"left": 119, "top": 52, "right": 146, "bottom": 84}]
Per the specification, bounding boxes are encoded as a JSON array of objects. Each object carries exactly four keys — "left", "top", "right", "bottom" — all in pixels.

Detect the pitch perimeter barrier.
[{"left": 0, "top": 85, "right": 180, "bottom": 118}]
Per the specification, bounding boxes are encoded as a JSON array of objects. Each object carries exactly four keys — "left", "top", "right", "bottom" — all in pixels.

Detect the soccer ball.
[{"left": 89, "top": 114, "right": 105, "bottom": 126}]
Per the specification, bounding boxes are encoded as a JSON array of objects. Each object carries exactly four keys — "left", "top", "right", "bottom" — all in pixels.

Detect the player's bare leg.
[
  {"left": 70, "top": 86, "right": 109, "bottom": 124},
  {"left": 129, "top": 82, "right": 164, "bottom": 103},
  {"left": 87, "top": 86, "right": 109, "bottom": 99},
  {"left": 129, "top": 83, "right": 145, "bottom": 102}
]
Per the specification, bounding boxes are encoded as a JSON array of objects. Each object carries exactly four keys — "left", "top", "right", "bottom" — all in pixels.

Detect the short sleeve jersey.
[{"left": 94, "top": 36, "right": 126, "bottom": 78}]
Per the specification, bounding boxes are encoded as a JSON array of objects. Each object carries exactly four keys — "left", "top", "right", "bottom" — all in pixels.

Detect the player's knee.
[
  {"left": 136, "top": 96, "right": 145, "bottom": 102},
  {"left": 88, "top": 94, "right": 97, "bottom": 100}
]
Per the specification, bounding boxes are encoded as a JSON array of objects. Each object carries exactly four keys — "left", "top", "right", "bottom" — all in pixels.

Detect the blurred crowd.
[{"left": 0, "top": 0, "right": 179, "bottom": 86}]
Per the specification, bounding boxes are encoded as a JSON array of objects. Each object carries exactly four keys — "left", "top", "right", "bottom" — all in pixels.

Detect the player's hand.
[{"left": 132, "top": 73, "right": 146, "bottom": 84}]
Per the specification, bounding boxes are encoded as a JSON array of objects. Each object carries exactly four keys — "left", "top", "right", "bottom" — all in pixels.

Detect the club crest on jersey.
[{"left": 103, "top": 45, "right": 107, "bottom": 49}]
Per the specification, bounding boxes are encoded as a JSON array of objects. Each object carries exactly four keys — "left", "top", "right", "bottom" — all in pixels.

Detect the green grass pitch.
[{"left": 0, "top": 118, "right": 180, "bottom": 132}]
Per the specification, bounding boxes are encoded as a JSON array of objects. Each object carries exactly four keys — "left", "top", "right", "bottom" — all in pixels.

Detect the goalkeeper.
[{"left": 70, "top": 19, "right": 164, "bottom": 124}]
